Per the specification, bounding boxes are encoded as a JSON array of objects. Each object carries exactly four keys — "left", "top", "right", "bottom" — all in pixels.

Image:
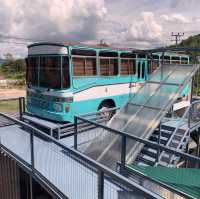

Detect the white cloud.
[
  {"left": 161, "top": 14, "right": 190, "bottom": 24},
  {"left": 123, "top": 12, "right": 162, "bottom": 46},
  {"left": 0, "top": 0, "right": 200, "bottom": 56},
  {"left": 0, "top": 0, "right": 107, "bottom": 57}
]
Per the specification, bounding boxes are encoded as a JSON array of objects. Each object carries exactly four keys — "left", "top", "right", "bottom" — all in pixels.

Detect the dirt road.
[{"left": 0, "top": 88, "right": 26, "bottom": 100}]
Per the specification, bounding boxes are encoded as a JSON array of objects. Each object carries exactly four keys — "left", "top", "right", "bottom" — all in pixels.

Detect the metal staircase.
[
  {"left": 158, "top": 125, "right": 190, "bottom": 167},
  {"left": 135, "top": 124, "right": 175, "bottom": 166},
  {"left": 84, "top": 64, "right": 199, "bottom": 169},
  {"left": 134, "top": 106, "right": 191, "bottom": 167}
]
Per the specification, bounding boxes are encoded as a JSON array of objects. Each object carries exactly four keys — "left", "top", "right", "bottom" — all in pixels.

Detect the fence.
[
  {"left": 0, "top": 112, "right": 163, "bottom": 199},
  {"left": 1, "top": 97, "right": 200, "bottom": 198},
  {"left": 74, "top": 101, "right": 200, "bottom": 199}
]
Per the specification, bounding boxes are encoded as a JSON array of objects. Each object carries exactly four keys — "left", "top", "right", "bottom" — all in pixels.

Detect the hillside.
[
  {"left": 0, "top": 58, "right": 5, "bottom": 66},
  {"left": 178, "top": 34, "right": 200, "bottom": 48}
]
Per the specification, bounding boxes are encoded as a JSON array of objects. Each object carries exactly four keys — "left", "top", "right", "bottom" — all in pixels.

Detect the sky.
[{"left": 0, "top": 0, "right": 200, "bottom": 58}]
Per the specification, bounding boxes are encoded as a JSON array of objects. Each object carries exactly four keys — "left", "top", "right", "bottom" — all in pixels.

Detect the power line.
[
  {"left": 0, "top": 33, "right": 40, "bottom": 42},
  {"left": 171, "top": 32, "right": 184, "bottom": 47}
]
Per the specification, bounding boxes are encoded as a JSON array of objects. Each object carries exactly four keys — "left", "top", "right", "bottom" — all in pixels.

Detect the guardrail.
[
  {"left": 18, "top": 97, "right": 118, "bottom": 140},
  {"left": 0, "top": 113, "right": 163, "bottom": 199},
  {"left": 75, "top": 112, "right": 200, "bottom": 199},
  {"left": 1, "top": 97, "right": 200, "bottom": 198}
]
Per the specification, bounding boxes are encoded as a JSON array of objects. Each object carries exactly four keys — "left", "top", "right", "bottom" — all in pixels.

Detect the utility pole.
[{"left": 171, "top": 32, "right": 184, "bottom": 47}]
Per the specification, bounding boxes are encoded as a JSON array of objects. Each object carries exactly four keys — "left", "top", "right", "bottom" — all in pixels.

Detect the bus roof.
[
  {"left": 28, "top": 42, "right": 138, "bottom": 53},
  {"left": 28, "top": 42, "right": 190, "bottom": 57}
]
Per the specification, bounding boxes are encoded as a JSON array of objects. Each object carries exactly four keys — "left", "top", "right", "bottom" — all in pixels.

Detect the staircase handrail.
[
  {"left": 157, "top": 105, "right": 190, "bottom": 165},
  {"left": 159, "top": 99, "right": 200, "bottom": 166}
]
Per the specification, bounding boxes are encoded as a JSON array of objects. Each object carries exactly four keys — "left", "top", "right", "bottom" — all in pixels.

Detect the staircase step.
[
  {"left": 169, "top": 141, "right": 179, "bottom": 148},
  {"left": 136, "top": 156, "right": 155, "bottom": 166},
  {"left": 160, "top": 154, "right": 171, "bottom": 163},
  {"left": 137, "top": 161, "right": 149, "bottom": 167},
  {"left": 161, "top": 125, "right": 176, "bottom": 132},
  {"left": 158, "top": 160, "right": 168, "bottom": 167},
  {"left": 154, "top": 129, "right": 173, "bottom": 138},
  {"left": 149, "top": 136, "right": 167, "bottom": 145},
  {"left": 150, "top": 134, "right": 168, "bottom": 141},
  {"left": 141, "top": 147, "right": 157, "bottom": 159},
  {"left": 173, "top": 134, "right": 183, "bottom": 141}
]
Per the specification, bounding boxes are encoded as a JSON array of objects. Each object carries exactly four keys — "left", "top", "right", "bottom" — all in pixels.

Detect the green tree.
[{"left": 1, "top": 53, "right": 26, "bottom": 80}]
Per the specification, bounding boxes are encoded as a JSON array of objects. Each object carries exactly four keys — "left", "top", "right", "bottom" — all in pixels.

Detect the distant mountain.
[
  {"left": 177, "top": 34, "right": 200, "bottom": 48},
  {"left": 169, "top": 34, "right": 200, "bottom": 57}
]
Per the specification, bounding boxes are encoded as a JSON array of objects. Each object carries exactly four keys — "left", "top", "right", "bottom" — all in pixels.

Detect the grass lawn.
[{"left": 0, "top": 100, "right": 19, "bottom": 113}]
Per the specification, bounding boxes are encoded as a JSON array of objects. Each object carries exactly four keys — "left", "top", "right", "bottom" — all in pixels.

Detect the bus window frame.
[
  {"left": 136, "top": 58, "right": 147, "bottom": 80},
  {"left": 27, "top": 54, "right": 70, "bottom": 90},
  {"left": 171, "top": 56, "right": 181, "bottom": 64},
  {"left": 181, "top": 56, "right": 189, "bottom": 64},
  {"left": 120, "top": 57, "right": 137, "bottom": 76},
  {"left": 26, "top": 55, "right": 40, "bottom": 87},
  {"left": 99, "top": 56, "right": 119, "bottom": 76},
  {"left": 99, "top": 50, "right": 119, "bottom": 77},
  {"left": 72, "top": 55, "right": 97, "bottom": 77}
]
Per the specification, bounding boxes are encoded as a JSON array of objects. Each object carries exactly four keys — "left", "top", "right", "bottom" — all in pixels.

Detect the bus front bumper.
[{"left": 27, "top": 106, "right": 73, "bottom": 123}]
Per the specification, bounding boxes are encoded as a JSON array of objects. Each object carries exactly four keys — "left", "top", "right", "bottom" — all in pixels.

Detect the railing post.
[
  {"left": 74, "top": 116, "right": 78, "bottom": 150},
  {"left": 120, "top": 135, "right": 126, "bottom": 175},
  {"left": 188, "top": 106, "right": 191, "bottom": 129},
  {"left": 19, "top": 97, "right": 23, "bottom": 121},
  {"left": 197, "top": 128, "right": 200, "bottom": 168},
  {"left": 22, "top": 97, "right": 26, "bottom": 113},
  {"left": 29, "top": 175, "right": 33, "bottom": 199},
  {"left": 30, "top": 129, "right": 35, "bottom": 171},
  {"left": 186, "top": 104, "right": 191, "bottom": 168},
  {"left": 98, "top": 170, "right": 104, "bottom": 199},
  {"left": 57, "top": 128, "right": 60, "bottom": 140},
  {"left": 161, "top": 51, "right": 165, "bottom": 80},
  {"left": 156, "top": 122, "right": 162, "bottom": 163}
]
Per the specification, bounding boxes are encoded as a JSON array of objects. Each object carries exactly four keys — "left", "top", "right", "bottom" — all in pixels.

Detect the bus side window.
[
  {"left": 137, "top": 62, "right": 141, "bottom": 79},
  {"left": 151, "top": 55, "right": 159, "bottom": 73},
  {"left": 164, "top": 56, "right": 170, "bottom": 64},
  {"left": 100, "top": 59, "right": 109, "bottom": 76},
  {"left": 121, "top": 60, "right": 129, "bottom": 75},
  {"left": 100, "top": 58, "right": 118, "bottom": 76},
  {"left": 120, "top": 53, "right": 136, "bottom": 75},
  {"left": 181, "top": 57, "right": 189, "bottom": 64},
  {"left": 73, "top": 57, "right": 85, "bottom": 76},
  {"left": 129, "top": 59, "right": 136, "bottom": 75},
  {"left": 73, "top": 57, "right": 97, "bottom": 76},
  {"left": 141, "top": 62, "right": 145, "bottom": 78},
  {"left": 109, "top": 59, "right": 118, "bottom": 75},
  {"left": 171, "top": 56, "right": 180, "bottom": 64},
  {"left": 85, "top": 58, "right": 96, "bottom": 76}
]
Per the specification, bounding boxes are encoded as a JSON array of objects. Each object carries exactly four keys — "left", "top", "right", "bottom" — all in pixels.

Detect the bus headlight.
[{"left": 53, "top": 103, "right": 62, "bottom": 112}]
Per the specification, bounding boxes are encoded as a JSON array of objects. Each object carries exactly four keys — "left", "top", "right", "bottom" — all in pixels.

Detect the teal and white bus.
[{"left": 26, "top": 42, "right": 190, "bottom": 122}]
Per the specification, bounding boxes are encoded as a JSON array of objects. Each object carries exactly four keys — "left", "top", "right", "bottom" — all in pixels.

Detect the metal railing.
[
  {"left": 75, "top": 113, "right": 200, "bottom": 165},
  {"left": 0, "top": 112, "right": 163, "bottom": 199},
  {"left": 18, "top": 97, "right": 118, "bottom": 140},
  {"left": 157, "top": 105, "right": 191, "bottom": 166},
  {"left": 1, "top": 96, "right": 200, "bottom": 198},
  {"left": 75, "top": 110, "right": 200, "bottom": 198}
]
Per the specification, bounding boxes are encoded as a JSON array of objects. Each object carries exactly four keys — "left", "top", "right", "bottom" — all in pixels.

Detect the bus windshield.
[{"left": 27, "top": 56, "right": 70, "bottom": 89}]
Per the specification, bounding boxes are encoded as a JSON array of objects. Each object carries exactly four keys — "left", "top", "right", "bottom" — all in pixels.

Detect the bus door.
[{"left": 137, "top": 59, "right": 147, "bottom": 80}]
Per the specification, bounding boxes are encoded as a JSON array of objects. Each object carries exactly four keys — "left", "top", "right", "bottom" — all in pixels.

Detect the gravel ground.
[{"left": 0, "top": 88, "right": 26, "bottom": 100}]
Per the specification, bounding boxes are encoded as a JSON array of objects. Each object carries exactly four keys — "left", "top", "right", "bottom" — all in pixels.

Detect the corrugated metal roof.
[{"left": 128, "top": 165, "right": 200, "bottom": 199}]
